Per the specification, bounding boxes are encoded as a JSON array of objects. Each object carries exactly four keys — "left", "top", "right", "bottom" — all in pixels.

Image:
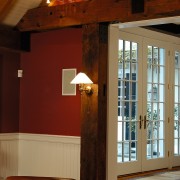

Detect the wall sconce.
[
  {"left": 46, "top": 0, "right": 50, "bottom": 4},
  {"left": 71, "top": 72, "right": 93, "bottom": 95}
]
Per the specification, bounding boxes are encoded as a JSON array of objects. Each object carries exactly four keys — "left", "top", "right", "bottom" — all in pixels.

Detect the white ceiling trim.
[{"left": 118, "top": 16, "right": 180, "bottom": 28}]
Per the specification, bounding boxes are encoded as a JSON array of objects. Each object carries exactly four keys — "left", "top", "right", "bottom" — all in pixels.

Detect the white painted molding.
[
  {"left": 0, "top": 133, "right": 19, "bottom": 179},
  {"left": 0, "top": 133, "right": 19, "bottom": 141},
  {"left": 111, "top": 26, "right": 180, "bottom": 45},
  {"left": 18, "top": 133, "right": 80, "bottom": 144}
]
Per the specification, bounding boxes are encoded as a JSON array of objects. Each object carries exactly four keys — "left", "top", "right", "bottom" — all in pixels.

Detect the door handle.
[
  {"left": 144, "top": 115, "right": 148, "bottom": 129},
  {"left": 139, "top": 115, "right": 142, "bottom": 129}
]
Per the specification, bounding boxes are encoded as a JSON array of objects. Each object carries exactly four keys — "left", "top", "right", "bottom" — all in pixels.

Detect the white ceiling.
[{"left": 2, "top": 0, "right": 42, "bottom": 27}]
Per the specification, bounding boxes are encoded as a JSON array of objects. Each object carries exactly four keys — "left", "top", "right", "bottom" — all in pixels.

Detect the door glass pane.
[
  {"left": 117, "top": 39, "right": 138, "bottom": 163},
  {"left": 147, "top": 46, "right": 165, "bottom": 159},
  {"left": 174, "top": 51, "right": 180, "bottom": 156}
]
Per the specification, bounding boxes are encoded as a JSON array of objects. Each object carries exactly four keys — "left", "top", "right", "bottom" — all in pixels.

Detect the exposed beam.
[
  {"left": 0, "top": 26, "right": 30, "bottom": 52},
  {"left": 0, "top": 26, "right": 21, "bottom": 51},
  {"left": 81, "top": 23, "right": 108, "bottom": 180},
  {"left": 17, "top": 0, "right": 180, "bottom": 32},
  {"left": 131, "top": 0, "right": 144, "bottom": 14}
]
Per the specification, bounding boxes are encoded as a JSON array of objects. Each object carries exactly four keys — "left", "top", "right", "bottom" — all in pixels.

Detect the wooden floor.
[{"left": 118, "top": 167, "right": 180, "bottom": 179}]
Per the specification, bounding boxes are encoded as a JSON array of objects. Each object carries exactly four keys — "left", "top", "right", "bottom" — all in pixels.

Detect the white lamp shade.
[{"left": 71, "top": 72, "right": 93, "bottom": 84}]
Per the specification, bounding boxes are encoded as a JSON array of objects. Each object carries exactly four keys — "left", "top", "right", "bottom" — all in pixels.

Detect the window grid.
[
  {"left": 117, "top": 39, "right": 138, "bottom": 163},
  {"left": 147, "top": 46, "right": 165, "bottom": 159}
]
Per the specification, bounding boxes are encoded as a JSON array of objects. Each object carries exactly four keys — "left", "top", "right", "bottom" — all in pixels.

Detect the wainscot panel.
[
  {"left": 0, "top": 133, "right": 19, "bottom": 179},
  {"left": 0, "top": 133, "right": 80, "bottom": 180}
]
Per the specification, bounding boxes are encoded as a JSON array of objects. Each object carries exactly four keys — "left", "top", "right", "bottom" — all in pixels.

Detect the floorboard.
[{"left": 118, "top": 167, "right": 180, "bottom": 180}]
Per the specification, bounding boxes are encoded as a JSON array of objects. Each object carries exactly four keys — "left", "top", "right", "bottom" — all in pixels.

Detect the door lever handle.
[
  {"left": 144, "top": 115, "right": 147, "bottom": 129},
  {"left": 139, "top": 115, "right": 142, "bottom": 129}
]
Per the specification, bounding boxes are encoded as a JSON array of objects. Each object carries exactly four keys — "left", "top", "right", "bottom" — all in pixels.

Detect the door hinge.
[
  {"left": 168, "top": 51, "right": 170, "bottom": 56},
  {"left": 168, "top": 117, "right": 170, "bottom": 123},
  {"left": 168, "top": 84, "right": 170, "bottom": 89}
]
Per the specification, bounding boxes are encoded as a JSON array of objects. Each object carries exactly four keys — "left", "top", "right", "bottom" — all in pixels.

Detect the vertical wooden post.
[{"left": 81, "top": 23, "right": 108, "bottom": 180}]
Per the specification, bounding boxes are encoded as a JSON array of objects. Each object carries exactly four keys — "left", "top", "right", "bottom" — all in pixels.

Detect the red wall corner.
[{"left": 20, "top": 28, "right": 82, "bottom": 136}]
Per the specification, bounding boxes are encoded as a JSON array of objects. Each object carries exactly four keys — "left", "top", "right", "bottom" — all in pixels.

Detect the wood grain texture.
[
  {"left": 6, "top": 177, "right": 75, "bottom": 180},
  {"left": 17, "top": 0, "right": 180, "bottom": 32},
  {"left": 118, "top": 168, "right": 180, "bottom": 180},
  {"left": 81, "top": 23, "right": 108, "bottom": 180}
]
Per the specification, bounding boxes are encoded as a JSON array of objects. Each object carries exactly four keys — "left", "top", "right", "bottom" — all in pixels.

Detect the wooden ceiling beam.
[
  {"left": 0, "top": 26, "right": 30, "bottom": 52},
  {"left": 17, "top": 0, "right": 180, "bottom": 32},
  {"left": 0, "top": 26, "right": 21, "bottom": 51}
]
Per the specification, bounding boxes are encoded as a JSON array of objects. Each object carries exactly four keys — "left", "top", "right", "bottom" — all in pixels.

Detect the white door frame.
[{"left": 107, "top": 24, "right": 180, "bottom": 180}]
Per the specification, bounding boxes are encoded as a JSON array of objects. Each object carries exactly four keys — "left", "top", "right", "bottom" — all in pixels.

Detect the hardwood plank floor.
[
  {"left": 118, "top": 167, "right": 180, "bottom": 180},
  {"left": 130, "top": 171, "right": 180, "bottom": 179}
]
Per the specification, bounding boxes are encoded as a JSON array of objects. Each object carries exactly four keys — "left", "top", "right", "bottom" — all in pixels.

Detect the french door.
[
  {"left": 107, "top": 26, "right": 180, "bottom": 179},
  {"left": 141, "top": 38, "right": 169, "bottom": 171}
]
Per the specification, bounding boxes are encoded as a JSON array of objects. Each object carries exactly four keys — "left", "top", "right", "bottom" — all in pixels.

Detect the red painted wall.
[
  {"left": 0, "top": 51, "right": 20, "bottom": 132},
  {"left": 20, "top": 28, "right": 82, "bottom": 136}
]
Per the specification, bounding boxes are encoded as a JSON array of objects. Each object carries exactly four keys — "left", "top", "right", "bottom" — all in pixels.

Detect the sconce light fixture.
[
  {"left": 46, "top": 0, "right": 50, "bottom": 4},
  {"left": 71, "top": 72, "right": 93, "bottom": 95}
]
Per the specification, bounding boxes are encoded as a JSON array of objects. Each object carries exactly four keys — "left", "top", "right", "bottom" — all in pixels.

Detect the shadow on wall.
[{"left": 0, "top": 51, "right": 20, "bottom": 133}]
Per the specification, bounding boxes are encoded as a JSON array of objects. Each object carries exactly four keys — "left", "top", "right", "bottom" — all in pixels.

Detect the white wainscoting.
[
  {"left": 0, "top": 134, "right": 19, "bottom": 179},
  {"left": 0, "top": 133, "right": 80, "bottom": 180}
]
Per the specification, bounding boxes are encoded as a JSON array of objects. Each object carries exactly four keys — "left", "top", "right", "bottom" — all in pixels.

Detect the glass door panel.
[
  {"left": 117, "top": 39, "right": 139, "bottom": 163},
  {"left": 146, "top": 45, "right": 165, "bottom": 160}
]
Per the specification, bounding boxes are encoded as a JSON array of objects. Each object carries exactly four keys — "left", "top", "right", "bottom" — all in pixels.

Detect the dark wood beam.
[
  {"left": 0, "top": 26, "right": 21, "bottom": 51},
  {"left": 81, "top": 23, "right": 108, "bottom": 180},
  {"left": 131, "top": 0, "right": 144, "bottom": 14},
  {"left": 17, "top": 0, "right": 180, "bottom": 32},
  {"left": 0, "top": 26, "right": 30, "bottom": 52}
]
